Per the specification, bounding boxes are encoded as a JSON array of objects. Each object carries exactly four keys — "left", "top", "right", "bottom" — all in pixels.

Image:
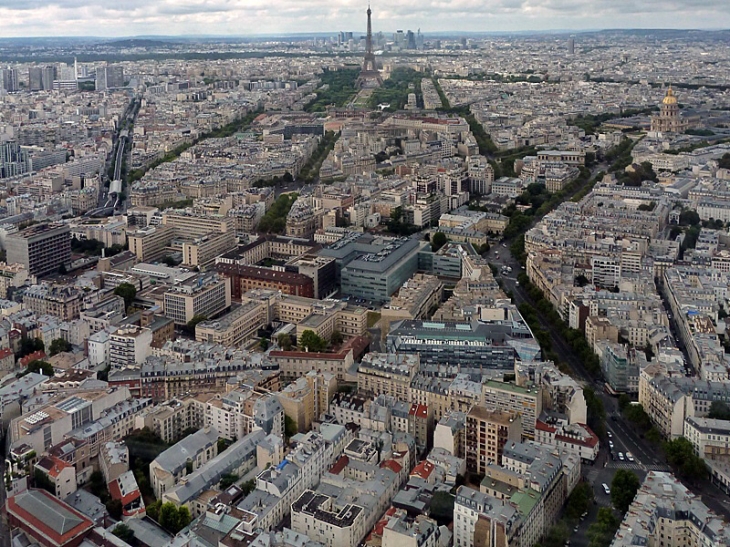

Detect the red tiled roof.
[
  {"left": 0, "top": 347, "right": 14, "bottom": 359},
  {"left": 20, "top": 351, "right": 47, "bottom": 368},
  {"left": 409, "top": 403, "right": 428, "bottom": 418},
  {"left": 380, "top": 459, "right": 403, "bottom": 474},
  {"left": 328, "top": 455, "right": 349, "bottom": 476},
  {"left": 410, "top": 460, "right": 435, "bottom": 479},
  {"left": 536, "top": 420, "right": 557, "bottom": 433},
  {"left": 6, "top": 489, "right": 93, "bottom": 547},
  {"left": 108, "top": 474, "right": 143, "bottom": 507},
  {"left": 37, "top": 455, "right": 73, "bottom": 479}
]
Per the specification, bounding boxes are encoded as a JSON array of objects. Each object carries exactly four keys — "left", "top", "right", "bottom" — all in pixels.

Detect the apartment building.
[
  {"left": 684, "top": 417, "right": 730, "bottom": 461},
  {"left": 465, "top": 406, "right": 522, "bottom": 475},
  {"left": 182, "top": 231, "right": 237, "bottom": 267},
  {"left": 0, "top": 262, "right": 32, "bottom": 298},
  {"left": 162, "top": 212, "right": 235, "bottom": 238},
  {"left": 149, "top": 426, "right": 219, "bottom": 499},
  {"left": 357, "top": 352, "right": 419, "bottom": 400},
  {"left": 6, "top": 223, "right": 71, "bottom": 277},
  {"left": 482, "top": 381, "right": 543, "bottom": 440},
  {"left": 127, "top": 225, "right": 176, "bottom": 262},
  {"left": 109, "top": 325, "right": 153, "bottom": 369},
  {"left": 195, "top": 300, "right": 267, "bottom": 347},
  {"left": 163, "top": 273, "right": 231, "bottom": 325},
  {"left": 453, "top": 486, "right": 521, "bottom": 547},
  {"left": 135, "top": 398, "right": 200, "bottom": 444},
  {"left": 215, "top": 263, "right": 314, "bottom": 300},
  {"left": 611, "top": 472, "right": 730, "bottom": 547},
  {"left": 23, "top": 284, "right": 83, "bottom": 321},
  {"left": 380, "top": 274, "right": 444, "bottom": 335}
]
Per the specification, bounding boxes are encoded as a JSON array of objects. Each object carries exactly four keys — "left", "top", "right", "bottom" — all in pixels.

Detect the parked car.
[{"left": 618, "top": 452, "right": 625, "bottom": 461}]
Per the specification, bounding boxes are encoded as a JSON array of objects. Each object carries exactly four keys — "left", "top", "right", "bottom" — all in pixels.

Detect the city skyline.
[{"left": 0, "top": 0, "right": 729, "bottom": 38}]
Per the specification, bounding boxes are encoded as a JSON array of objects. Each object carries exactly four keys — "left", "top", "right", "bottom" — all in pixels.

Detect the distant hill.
[{"left": 102, "top": 38, "right": 177, "bottom": 48}]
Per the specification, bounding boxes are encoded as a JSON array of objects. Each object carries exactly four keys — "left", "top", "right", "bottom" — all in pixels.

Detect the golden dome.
[{"left": 662, "top": 86, "right": 677, "bottom": 105}]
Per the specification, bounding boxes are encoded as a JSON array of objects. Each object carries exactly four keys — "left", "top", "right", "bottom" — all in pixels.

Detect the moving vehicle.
[
  {"left": 618, "top": 452, "right": 625, "bottom": 461},
  {"left": 602, "top": 483, "right": 611, "bottom": 495},
  {"left": 626, "top": 452, "right": 634, "bottom": 462}
]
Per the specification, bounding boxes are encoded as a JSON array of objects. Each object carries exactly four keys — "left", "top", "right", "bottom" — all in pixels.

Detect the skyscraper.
[
  {"left": 41, "top": 65, "right": 57, "bottom": 90},
  {"left": 28, "top": 67, "right": 43, "bottom": 91},
  {"left": 95, "top": 66, "right": 107, "bottom": 91},
  {"left": 568, "top": 37, "right": 575, "bottom": 55},
  {"left": 1, "top": 68, "right": 19, "bottom": 92},
  {"left": 356, "top": 5, "right": 383, "bottom": 89}
]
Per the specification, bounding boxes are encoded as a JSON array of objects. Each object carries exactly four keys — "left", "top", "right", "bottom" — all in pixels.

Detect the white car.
[
  {"left": 602, "top": 483, "right": 611, "bottom": 495},
  {"left": 608, "top": 441, "right": 614, "bottom": 449},
  {"left": 618, "top": 452, "right": 625, "bottom": 461},
  {"left": 607, "top": 431, "right": 613, "bottom": 439},
  {"left": 626, "top": 452, "right": 635, "bottom": 462}
]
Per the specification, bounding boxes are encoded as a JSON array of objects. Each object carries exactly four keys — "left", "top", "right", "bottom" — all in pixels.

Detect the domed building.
[{"left": 651, "top": 86, "right": 688, "bottom": 133}]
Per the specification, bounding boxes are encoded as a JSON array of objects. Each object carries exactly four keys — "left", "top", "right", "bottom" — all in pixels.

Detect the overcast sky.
[{"left": 0, "top": 0, "right": 729, "bottom": 38}]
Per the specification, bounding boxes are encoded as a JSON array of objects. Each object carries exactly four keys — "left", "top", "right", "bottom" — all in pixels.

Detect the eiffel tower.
[{"left": 356, "top": 4, "right": 383, "bottom": 88}]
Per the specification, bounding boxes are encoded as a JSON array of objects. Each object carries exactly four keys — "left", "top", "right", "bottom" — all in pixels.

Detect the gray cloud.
[{"left": 0, "top": 0, "right": 728, "bottom": 37}]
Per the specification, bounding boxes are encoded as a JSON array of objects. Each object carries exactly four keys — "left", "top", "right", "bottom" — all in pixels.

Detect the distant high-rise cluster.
[
  {"left": 95, "top": 64, "right": 125, "bottom": 91},
  {"left": 1, "top": 67, "right": 19, "bottom": 92}
]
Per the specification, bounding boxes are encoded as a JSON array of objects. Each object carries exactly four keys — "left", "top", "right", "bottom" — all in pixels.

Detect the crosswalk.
[
  {"left": 606, "top": 462, "right": 644, "bottom": 471},
  {"left": 606, "top": 462, "right": 671, "bottom": 472}
]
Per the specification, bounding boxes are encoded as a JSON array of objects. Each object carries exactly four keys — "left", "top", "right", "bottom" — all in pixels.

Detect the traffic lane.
[{"left": 606, "top": 413, "right": 662, "bottom": 466}]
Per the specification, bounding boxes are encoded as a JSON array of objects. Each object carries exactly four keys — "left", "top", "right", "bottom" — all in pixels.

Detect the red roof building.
[
  {"left": 20, "top": 350, "right": 47, "bottom": 368},
  {"left": 108, "top": 470, "right": 145, "bottom": 518},
  {"left": 6, "top": 489, "right": 94, "bottom": 547}
]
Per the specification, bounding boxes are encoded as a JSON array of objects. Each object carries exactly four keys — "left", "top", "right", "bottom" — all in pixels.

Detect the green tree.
[
  {"left": 277, "top": 333, "right": 292, "bottom": 350},
  {"left": 284, "top": 415, "right": 298, "bottom": 438},
  {"left": 330, "top": 330, "right": 344, "bottom": 346},
  {"left": 178, "top": 506, "right": 191, "bottom": 530},
  {"left": 17, "top": 337, "right": 44, "bottom": 358},
  {"left": 220, "top": 473, "right": 239, "bottom": 489},
  {"left": 584, "top": 387, "right": 606, "bottom": 438},
  {"left": 259, "top": 337, "right": 269, "bottom": 351},
  {"left": 159, "top": 502, "right": 181, "bottom": 533},
  {"left": 431, "top": 231, "right": 448, "bottom": 252},
  {"left": 299, "top": 330, "right": 327, "bottom": 352},
  {"left": 664, "top": 437, "right": 707, "bottom": 481},
  {"left": 185, "top": 314, "right": 208, "bottom": 335},
  {"left": 34, "top": 469, "right": 55, "bottom": 494},
  {"left": 107, "top": 498, "right": 124, "bottom": 520},
  {"left": 112, "top": 523, "right": 135, "bottom": 544},
  {"left": 428, "top": 491, "right": 455, "bottom": 526},
  {"left": 709, "top": 401, "right": 730, "bottom": 420},
  {"left": 611, "top": 469, "right": 641, "bottom": 513},
  {"left": 565, "top": 481, "right": 593, "bottom": 520},
  {"left": 587, "top": 507, "right": 620, "bottom": 547},
  {"left": 241, "top": 479, "right": 256, "bottom": 495},
  {"left": 544, "top": 521, "right": 570, "bottom": 547},
  {"left": 25, "top": 360, "right": 54, "bottom": 377},
  {"left": 146, "top": 499, "right": 162, "bottom": 522},
  {"left": 618, "top": 394, "right": 631, "bottom": 412},
  {"left": 114, "top": 282, "right": 137, "bottom": 309},
  {"left": 679, "top": 210, "right": 700, "bottom": 226},
  {"left": 48, "top": 338, "right": 72, "bottom": 356}
]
